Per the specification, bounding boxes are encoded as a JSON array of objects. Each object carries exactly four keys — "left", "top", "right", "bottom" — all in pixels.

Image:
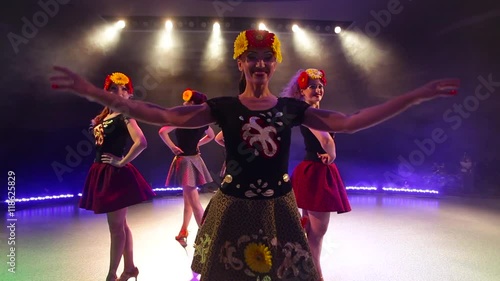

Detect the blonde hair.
[{"left": 280, "top": 69, "right": 304, "bottom": 100}]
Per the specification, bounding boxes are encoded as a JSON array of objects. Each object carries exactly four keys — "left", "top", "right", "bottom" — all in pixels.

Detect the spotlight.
[
  {"left": 334, "top": 26, "right": 342, "bottom": 34},
  {"left": 201, "top": 22, "right": 207, "bottom": 28},
  {"left": 213, "top": 22, "right": 221, "bottom": 32},
  {"left": 177, "top": 21, "right": 183, "bottom": 28},
  {"left": 188, "top": 21, "right": 195, "bottom": 28},
  {"left": 292, "top": 24, "right": 300, "bottom": 33},
  {"left": 258, "top": 22, "right": 267, "bottom": 30},
  {"left": 325, "top": 26, "right": 331, "bottom": 32},
  {"left": 224, "top": 22, "right": 230, "bottom": 28},
  {"left": 165, "top": 20, "right": 173, "bottom": 30},
  {"left": 115, "top": 20, "right": 126, "bottom": 29}
]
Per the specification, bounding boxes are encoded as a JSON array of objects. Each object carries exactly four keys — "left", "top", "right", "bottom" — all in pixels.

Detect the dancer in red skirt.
[
  {"left": 282, "top": 68, "right": 351, "bottom": 279},
  {"left": 159, "top": 89, "right": 214, "bottom": 247},
  {"left": 80, "top": 72, "right": 155, "bottom": 281}
]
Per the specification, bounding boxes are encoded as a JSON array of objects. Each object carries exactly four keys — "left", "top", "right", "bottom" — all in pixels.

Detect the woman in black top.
[
  {"left": 282, "top": 68, "right": 351, "bottom": 279},
  {"left": 50, "top": 29, "right": 459, "bottom": 281},
  {"left": 81, "top": 72, "right": 155, "bottom": 281},
  {"left": 159, "top": 89, "right": 214, "bottom": 247}
]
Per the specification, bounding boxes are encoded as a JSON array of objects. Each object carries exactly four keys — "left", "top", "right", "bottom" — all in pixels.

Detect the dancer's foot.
[
  {"left": 175, "top": 230, "right": 189, "bottom": 248},
  {"left": 117, "top": 267, "right": 139, "bottom": 281}
]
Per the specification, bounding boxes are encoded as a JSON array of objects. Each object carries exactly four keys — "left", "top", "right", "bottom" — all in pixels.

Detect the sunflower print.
[{"left": 244, "top": 242, "right": 272, "bottom": 273}]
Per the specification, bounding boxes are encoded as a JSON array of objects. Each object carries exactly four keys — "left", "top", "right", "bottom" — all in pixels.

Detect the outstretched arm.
[
  {"left": 50, "top": 66, "right": 215, "bottom": 128},
  {"left": 303, "top": 79, "right": 460, "bottom": 133}
]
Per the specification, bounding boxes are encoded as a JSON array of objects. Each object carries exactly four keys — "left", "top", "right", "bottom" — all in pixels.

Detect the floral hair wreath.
[
  {"left": 233, "top": 29, "right": 282, "bottom": 63},
  {"left": 297, "top": 68, "right": 327, "bottom": 90},
  {"left": 182, "top": 88, "right": 207, "bottom": 104},
  {"left": 103, "top": 72, "right": 134, "bottom": 94}
]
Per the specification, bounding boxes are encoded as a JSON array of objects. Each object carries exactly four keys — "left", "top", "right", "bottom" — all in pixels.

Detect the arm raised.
[
  {"left": 303, "top": 78, "right": 460, "bottom": 133},
  {"left": 50, "top": 66, "right": 215, "bottom": 128}
]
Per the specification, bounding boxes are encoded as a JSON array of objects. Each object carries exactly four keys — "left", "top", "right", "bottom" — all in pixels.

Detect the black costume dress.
[
  {"left": 165, "top": 126, "right": 213, "bottom": 187},
  {"left": 191, "top": 97, "right": 320, "bottom": 281},
  {"left": 292, "top": 126, "right": 351, "bottom": 213},
  {"left": 80, "top": 114, "right": 155, "bottom": 214}
]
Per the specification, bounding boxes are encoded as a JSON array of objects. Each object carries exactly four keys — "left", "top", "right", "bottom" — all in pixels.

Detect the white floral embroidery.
[
  {"left": 242, "top": 116, "right": 278, "bottom": 157},
  {"left": 244, "top": 179, "right": 274, "bottom": 198}
]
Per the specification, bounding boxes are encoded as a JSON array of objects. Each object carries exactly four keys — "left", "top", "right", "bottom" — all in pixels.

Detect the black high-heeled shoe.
[{"left": 117, "top": 267, "right": 139, "bottom": 281}]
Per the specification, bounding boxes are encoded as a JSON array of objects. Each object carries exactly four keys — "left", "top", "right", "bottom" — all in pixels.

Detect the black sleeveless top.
[
  {"left": 300, "top": 126, "right": 334, "bottom": 162},
  {"left": 207, "top": 96, "right": 310, "bottom": 199},
  {"left": 175, "top": 126, "right": 209, "bottom": 156},
  {"left": 91, "top": 115, "right": 130, "bottom": 162}
]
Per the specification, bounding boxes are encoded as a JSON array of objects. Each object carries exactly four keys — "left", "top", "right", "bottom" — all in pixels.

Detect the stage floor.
[{"left": 2, "top": 193, "right": 500, "bottom": 281}]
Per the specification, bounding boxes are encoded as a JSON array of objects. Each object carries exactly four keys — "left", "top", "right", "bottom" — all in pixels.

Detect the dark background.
[{"left": 1, "top": 0, "right": 499, "bottom": 199}]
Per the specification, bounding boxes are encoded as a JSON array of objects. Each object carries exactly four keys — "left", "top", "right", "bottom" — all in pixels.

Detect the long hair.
[
  {"left": 280, "top": 69, "right": 304, "bottom": 100},
  {"left": 91, "top": 107, "right": 110, "bottom": 126},
  {"left": 238, "top": 72, "right": 246, "bottom": 94}
]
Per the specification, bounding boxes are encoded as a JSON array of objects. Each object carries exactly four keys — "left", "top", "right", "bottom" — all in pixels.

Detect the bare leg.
[
  {"left": 180, "top": 188, "right": 194, "bottom": 232},
  {"left": 106, "top": 208, "right": 128, "bottom": 281},
  {"left": 306, "top": 210, "right": 330, "bottom": 280},
  {"left": 183, "top": 185, "right": 204, "bottom": 226},
  {"left": 122, "top": 220, "right": 136, "bottom": 272}
]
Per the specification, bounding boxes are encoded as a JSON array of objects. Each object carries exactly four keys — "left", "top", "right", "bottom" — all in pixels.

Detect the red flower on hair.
[
  {"left": 246, "top": 30, "right": 274, "bottom": 49},
  {"left": 297, "top": 71, "right": 309, "bottom": 89},
  {"left": 319, "top": 70, "right": 327, "bottom": 86}
]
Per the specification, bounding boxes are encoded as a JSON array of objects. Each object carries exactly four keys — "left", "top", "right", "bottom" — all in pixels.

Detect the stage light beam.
[
  {"left": 165, "top": 20, "right": 173, "bottom": 31},
  {"left": 115, "top": 20, "right": 126, "bottom": 29}
]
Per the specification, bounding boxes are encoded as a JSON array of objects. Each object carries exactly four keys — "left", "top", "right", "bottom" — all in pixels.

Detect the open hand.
[
  {"left": 49, "top": 66, "right": 100, "bottom": 101},
  {"left": 101, "top": 153, "right": 125, "bottom": 167},
  {"left": 421, "top": 78, "right": 460, "bottom": 99}
]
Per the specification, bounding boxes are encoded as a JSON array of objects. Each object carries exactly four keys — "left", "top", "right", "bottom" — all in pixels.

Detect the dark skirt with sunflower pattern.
[{"left": 191, "top": 190, "right": 320, "bottom": 281}]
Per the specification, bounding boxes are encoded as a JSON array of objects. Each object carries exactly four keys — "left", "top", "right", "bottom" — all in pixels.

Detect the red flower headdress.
[
  {"left": 297, "top": 68, "right": 327, "bottom": 89},
  {"left": 103, "top": 72, "right": 134, "bottom": 94},
  {"left": 233, "top": 29, "right": 282, "bottom": 63}
]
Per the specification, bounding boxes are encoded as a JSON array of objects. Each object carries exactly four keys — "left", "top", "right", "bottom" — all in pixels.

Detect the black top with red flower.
[
  {"left": 174, "top": 126, "right": 209, "bottom": 156},
  {"left": 207, "top": 97, "right": 310, "bottom": 199},
  {"left": 91, "top": 114, "right": 130, "bottom": 162},
  {"left": 300, "top": 126, "right": 334, "bottom": 162}
]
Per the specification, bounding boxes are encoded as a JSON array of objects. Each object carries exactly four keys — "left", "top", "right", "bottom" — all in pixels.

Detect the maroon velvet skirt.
[
  {"left": 79, "top": 162, "right": 155, "bottom": 214},
  {"left": 292, "top": 160, "right": 351, "bottom": 213}
]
